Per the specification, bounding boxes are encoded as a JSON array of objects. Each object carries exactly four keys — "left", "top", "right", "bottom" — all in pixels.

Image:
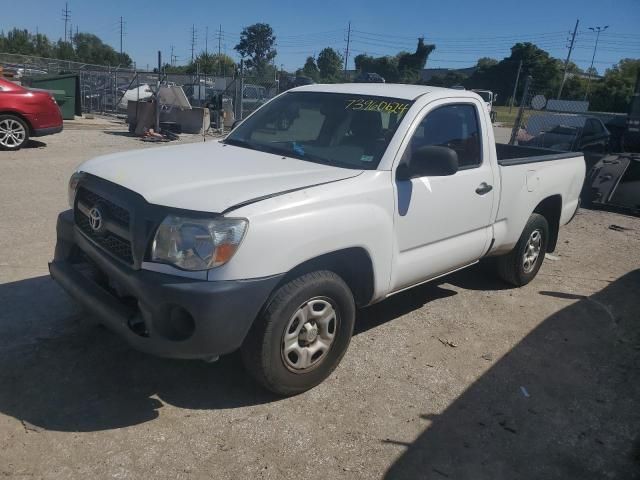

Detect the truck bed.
[{"left": 496, "top": 143, "right": 583, "bottom": 166}]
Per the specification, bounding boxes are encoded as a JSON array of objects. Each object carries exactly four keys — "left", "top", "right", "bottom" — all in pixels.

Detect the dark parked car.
[
  {"left": 519, "top": 115, "right": 610, "bottom": 171},
  {"left": 0, "top": 77, "right": 63, "bottom": 150},
  {"left": 354, "top": 72, "right": 385, "bottom": 83}
]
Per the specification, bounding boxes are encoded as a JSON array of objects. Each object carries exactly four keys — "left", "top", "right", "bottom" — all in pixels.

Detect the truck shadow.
[
  {"left": 0, "top": 276, "right": 274, "bottom": 432},
  {"left": 2, "top": 266, "right": 636, "bottom": 460},
  {"left": 383, "top": 269, "right": 640, "bottom": 480},
  {"left": 0, "top": 270, "right": 462, "bottom": 432}
]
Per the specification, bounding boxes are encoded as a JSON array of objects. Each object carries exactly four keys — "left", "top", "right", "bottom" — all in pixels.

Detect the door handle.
[{"left": 475, "top": 182, "right": 493, "bottom": 195}]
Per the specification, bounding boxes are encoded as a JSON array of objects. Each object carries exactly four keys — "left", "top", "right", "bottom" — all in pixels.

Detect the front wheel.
[
  {"left": 0, "top": 114, "right": 30, "bottom": 150},
  {"left": 241, "top": 271, "right": 355, "bottom": 396},
  {"left": 496, "top": 213, "right": 549, "bottom": 286}
]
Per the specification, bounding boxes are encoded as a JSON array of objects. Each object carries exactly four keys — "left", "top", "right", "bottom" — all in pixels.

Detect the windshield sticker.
[
  {"left": 345, "top": 99, "right": 410, "bottom": 115},
  {"left": 360, "top": 155, "right": 374, "bottom": 162}
]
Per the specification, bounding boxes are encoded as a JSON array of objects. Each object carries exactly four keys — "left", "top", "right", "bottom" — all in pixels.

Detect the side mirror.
[{"left": 397, "top": 145, "right": 459, "bottom": 180}]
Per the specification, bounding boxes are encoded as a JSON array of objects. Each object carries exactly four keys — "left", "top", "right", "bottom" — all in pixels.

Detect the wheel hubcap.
[
  {"left": 523, "top": 229, "right": 542, "bottom": 274},
  {"left": 0, "top": 119, "right": 26, "bottom": 148},
  {"left": 282, "top": 297, "right": 338, "bottom": 372}
]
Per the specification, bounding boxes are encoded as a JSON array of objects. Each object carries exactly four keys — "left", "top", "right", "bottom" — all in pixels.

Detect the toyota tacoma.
[{"left": 50, "top": 84, "right": 585, "bottom": 394}]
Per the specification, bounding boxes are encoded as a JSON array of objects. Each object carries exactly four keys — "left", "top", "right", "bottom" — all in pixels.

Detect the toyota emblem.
[{"left": 88, "top": 206, "right": 104, "bottom": 232}]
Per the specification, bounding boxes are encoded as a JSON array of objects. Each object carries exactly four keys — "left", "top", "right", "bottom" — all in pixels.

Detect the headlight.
[
  {"left": 151, "top": 215, "right": 248, "bottom": 271},
  {"left": 68, "top": 172, "right": 82, "bottom": 208}
]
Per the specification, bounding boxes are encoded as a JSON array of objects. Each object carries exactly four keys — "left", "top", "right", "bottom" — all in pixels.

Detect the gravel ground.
[{"left": 0, "top": 123, "right": 639, "bottom": 479}]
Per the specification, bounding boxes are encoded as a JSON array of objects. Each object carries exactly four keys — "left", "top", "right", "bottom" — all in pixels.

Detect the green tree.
[
  {"left": 53, "top": 40, "right": 75, "bottom": 61},
  {"left": 590, "top": 59, "right": 640, "bottom": 112},
  {"left": 354, "top": 38, "right": 434, "bottom": 83},
  {"left": 427, "top": 70, "right": 468, "bottom": 88},
  {"left": 476, "top": 57, "right": 498, "bottom": 72},
  {"left": 32, "top": 33, "right": 53, "bottom": 58},
  {"left": 187, "top": 52, "right": 236, "bottom": 76},
  {"left": 317, "top": 47, "right": 343, "bottom": 82},
  {"left": 354, "top": 54, "right": 400, "bottom": 82},
  {"left": 73, "top": 33, "right": 131, "bottom": 67},
  {"left": 464, "top": 42, "right": 562, "bottom": 104},
  {"left": 397, "top": 38, "right": 435, "bottom": 82},
  {"left": 299, "top": 56, "right": 319, "bottom": 81},
  {"left": 235, "top": 23, "right": 276, "bottom": 75},
  {"left": 0, "top": 28, "right": 134, "bottom": 68},
  {"left": 2, "top": 29, "right": 34, "bottom": 54}
]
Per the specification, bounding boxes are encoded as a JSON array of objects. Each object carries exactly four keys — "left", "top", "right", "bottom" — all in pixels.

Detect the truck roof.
[{"left": 291, "top": 83, "right": 480, "bottom": 101}]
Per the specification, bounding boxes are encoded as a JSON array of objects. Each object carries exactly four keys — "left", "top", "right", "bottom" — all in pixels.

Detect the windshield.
[{"left": 224, "top": 91, "right": 413, "bottom": 169}]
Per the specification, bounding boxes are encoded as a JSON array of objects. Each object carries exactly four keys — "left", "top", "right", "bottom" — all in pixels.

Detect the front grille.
[
  {"left": 77, "top": 187, "right": 130, "bottom": 226},
  {"left": 74, "top": 187, "right": 134, "bottom": 265}
]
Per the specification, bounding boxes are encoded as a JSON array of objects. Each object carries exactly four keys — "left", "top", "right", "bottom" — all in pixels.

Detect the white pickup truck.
[{"left": 50, "top": 84, "right": 585, "bottom": 395}]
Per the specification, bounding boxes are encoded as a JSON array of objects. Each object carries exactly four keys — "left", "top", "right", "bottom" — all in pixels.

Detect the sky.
[{"left": 2, "top": 0, "right": 639, "bottom": 73}]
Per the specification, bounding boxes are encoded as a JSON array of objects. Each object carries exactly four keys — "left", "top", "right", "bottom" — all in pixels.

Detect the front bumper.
[{"left": 49, "top": 210, "right": 281, "bottom": 359}]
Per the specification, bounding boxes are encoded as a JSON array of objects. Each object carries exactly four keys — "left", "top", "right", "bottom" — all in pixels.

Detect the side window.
[{"left": 411, "top": 104, "right": 482, "bottom": 169}]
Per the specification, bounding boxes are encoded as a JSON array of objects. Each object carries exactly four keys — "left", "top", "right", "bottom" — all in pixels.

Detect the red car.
[{"left": 0, "top": 77, "right": 63, "bottom": 150}]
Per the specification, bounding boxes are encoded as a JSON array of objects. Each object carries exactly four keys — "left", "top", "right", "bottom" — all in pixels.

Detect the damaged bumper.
[{"left": 49, "top": 210, "right": 281, "bottom": 359}]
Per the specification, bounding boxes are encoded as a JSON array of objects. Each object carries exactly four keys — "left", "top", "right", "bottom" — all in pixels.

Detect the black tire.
[
  {"left": 241, "top": 270, "right": 356, "bottom": 396},
  {"left": 496, "top": 213, "right": 549, "bottom": 286},
  {"left": 0, "top": 114, "right": 30, "bottom": 150}
]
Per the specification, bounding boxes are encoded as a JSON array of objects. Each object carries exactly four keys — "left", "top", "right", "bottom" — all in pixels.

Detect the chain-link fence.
[
  {"left": 508, "top": 75, "right": 626, "bottom": 166},
  {"left": 1, "top": 52, "right": 280, "bottom": 123}
]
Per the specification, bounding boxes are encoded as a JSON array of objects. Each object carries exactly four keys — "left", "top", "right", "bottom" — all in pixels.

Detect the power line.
[{"left": 351, "top": 28, "right": 568, "bottom": 42}]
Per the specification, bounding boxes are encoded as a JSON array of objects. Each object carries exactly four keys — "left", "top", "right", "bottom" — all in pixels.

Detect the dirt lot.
[{"left": 0, "top": 122, "right": 639, "bottom": 480}]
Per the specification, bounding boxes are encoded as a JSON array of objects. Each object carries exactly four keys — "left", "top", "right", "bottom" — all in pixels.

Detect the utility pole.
[
  {"left": 156, "top": 51, "right": 161, "bottom": 132},
  {"left": 218, "top": 25, "right": 222, "bottom": 76},
  {"left": 170, "top": 45, "right": 174, "bottom": 66},
  {"left": 509, "top": 59, "right": 523, "bottom": 113},
  {"left": 585, "top": 25, "right": 609, "bottom": 100},
  {"left": 62, "top": 2, "right": 71, "bottom": 43},
  {"left": 205, "top": 26, "right": 209, "bottom": 56},
  {"left": 119, "top": 16, "right": 125, "bottom": 57},
  {"left": 343, "top": 21, "right": 351, "bottom": 78},
  {"left": 190, "top": 25, "right": 197, "bottom": 63},
  {"left": 557, "top": 19, "right": 579, "bottom": 99},
  {"left": 510, "top": 75, "right": 532, "bottom": 145}
]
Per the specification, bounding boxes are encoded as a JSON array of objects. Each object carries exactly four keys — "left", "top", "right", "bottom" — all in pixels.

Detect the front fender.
[{"left": 207, "top": 172, "right": 395, "bottom": 301}]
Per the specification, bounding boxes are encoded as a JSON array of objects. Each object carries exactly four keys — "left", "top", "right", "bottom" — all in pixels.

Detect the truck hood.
[{"left": 79, "top": 141, "right": 362, "bottom": 212}]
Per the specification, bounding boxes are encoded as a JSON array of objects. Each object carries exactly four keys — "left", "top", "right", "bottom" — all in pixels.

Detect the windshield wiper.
[{"left": 223, "top": 138, "right": 261, "bottom": 151}]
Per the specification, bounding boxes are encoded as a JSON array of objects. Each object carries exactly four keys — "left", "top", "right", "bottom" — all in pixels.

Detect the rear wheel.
[
  {"left": 241, "top": 270, "right": 355, "bottom": 396},
  {"left": 0, "top": 115, "right": 29, "bottom": 150},
  {"left": 496, "top": 213, "right": 549, "bottom": 286}
]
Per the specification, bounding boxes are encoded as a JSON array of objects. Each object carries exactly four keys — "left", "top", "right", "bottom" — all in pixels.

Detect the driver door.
[{"left": 391, "top": 100, "right": 497, "bottom": 291}]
